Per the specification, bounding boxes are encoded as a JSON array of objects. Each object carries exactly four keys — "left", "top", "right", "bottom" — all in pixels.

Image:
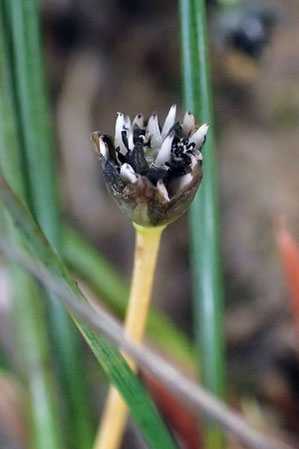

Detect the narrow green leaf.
[
  {"left": 179, "top": 0, "right": 226, "bottom": 447},
  {"left": 5, "top": 1, "right": 92, "bottom": 446},
  {"left": 0, "top": 3, "right": 64, "bottom": 448},
  {"left": 0, "top": 172, "right": 179, "bottom": 449}
]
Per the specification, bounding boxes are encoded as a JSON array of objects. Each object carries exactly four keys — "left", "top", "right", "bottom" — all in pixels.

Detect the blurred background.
[{"left": 1, "top": 0, "right": 299, "bottom": 447}]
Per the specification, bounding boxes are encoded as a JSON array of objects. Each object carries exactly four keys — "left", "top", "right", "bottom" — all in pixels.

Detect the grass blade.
[
  {"left": 179, "top": 0, "right": 225, "bottom": 447},
  {"left": 5, "top": 1, "right": 92, "bottom": 446},
  {"left": 0, "top": 4, "right": 64, "bottom": 448},
  {"left": 0, "top": 171, "right": 179, "bottom": 449}
]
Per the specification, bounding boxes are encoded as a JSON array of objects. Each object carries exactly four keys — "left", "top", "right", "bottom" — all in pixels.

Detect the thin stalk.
[
  {"left": 0, "top": 3, "right": 63, "bottom": 448},
  {"left": 94, "top": 224, "right": 165, "bottom": 449},
  {"left": 5, "top": 1, "right": 92, "bottom": 447},
  {"left": 62, "top": 226, "right": 196, "bottom": 368},
  {"left": 192, "top": 0, "right": 225, "bottom": 400},
  {"left": 179, "top": 0, "right": 225, "bottom": 447}
]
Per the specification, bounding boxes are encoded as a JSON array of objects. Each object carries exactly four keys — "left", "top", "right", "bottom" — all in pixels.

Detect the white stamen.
[
  {"left": 155, "top": 131, "right": 175, "bottom": 166},
  {"left": 99, "top": 136, "right": 109, "bottom": 160},
  {"left": 190, "top": 123, "right": 209, "bottom": 148},
  {"left": 120, "top": 163, "right": 138, "bottom": 184},
  {"left": 147, "top": 113, "right": 162, "bottom": 149},
  {"left": 182, "top": 111, "right": 195, "bottom": 137},
  {"left": 157, "top": 180, "right": 170, "bottom": 202},
  {"left": 133, "top": 114, "right": 144, "bottom": 128},
  {"left": 115, "top": 113, "right": 128, "bottom": 156},
  {"left": 161, "top": 104, "right": 177, "bottom": 139}
]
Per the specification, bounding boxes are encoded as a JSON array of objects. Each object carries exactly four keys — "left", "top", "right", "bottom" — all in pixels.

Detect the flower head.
[{"left": 92, "top": 105, "right": 209, "bottom": 227}]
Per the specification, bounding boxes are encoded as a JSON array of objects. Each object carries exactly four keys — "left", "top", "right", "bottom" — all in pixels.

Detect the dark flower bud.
[{"left": 92, "top": 106, "right": 209, "bottom": 227}]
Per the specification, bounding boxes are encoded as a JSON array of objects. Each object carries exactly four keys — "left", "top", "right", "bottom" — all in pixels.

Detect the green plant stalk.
[
  {"left": 192, "top": 0, "right": 225, "bottom": 399},
  {"left": 0, "top": 5, "right": 63, "bottom": 448},
  {"left": 62, "top": 227, "right": 196, "bottom": 369},
  {"left": 179, "top": 0, "right": 225, "bottom": 447},
  {"left": 5, "top": 1, "right": 92, "bottom": 447},
  {"left": 0, "top": 171, "right": 179, "bottom": 449}
]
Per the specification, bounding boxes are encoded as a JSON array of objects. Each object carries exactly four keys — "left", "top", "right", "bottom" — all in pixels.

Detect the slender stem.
[
  {"left": 93, "top": 224, "right": 165, "bottom": 449},
  {"left": 62, "top": 226, "right": 196, "bottom": 368},
  {"left": 179, "top": 0, "right": 225, "bottom": 447},
  {"left": 191, "top": 1, "right": 226, "bottom": 445}
]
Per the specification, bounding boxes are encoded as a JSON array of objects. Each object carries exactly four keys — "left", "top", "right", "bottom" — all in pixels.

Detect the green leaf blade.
[
  {"left": 0, "top": 3, "right": 65, "bottom": 447},
  {"left": 179, "top": 0, "right": 226, "bottom": 447},
  {"left": 4, "top": 1, "right": 93, "bottom": 446}
]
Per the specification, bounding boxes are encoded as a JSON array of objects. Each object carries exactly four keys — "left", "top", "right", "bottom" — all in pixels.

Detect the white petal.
[
  {"left": 147, "top": 113, "right": 162, "bottom": 149},
  {"left": 120, "top": 163, "right": 138, "bottom": 184},
  {"left": 124, "top": 115, "right": 132, "bottom": 131},
  {"left": 157, "top": 180, "right": 170, "bottom": 202},
  {"left": 115, "top": 112, "right": 125, "bottom": 140},
  {"left": 128, "top": 129, "right": 134, "bottom": 150},
  {"left": 182, "top": 111, "right": 195, "bottom": 136},
  {"left": 161, "top": 104, "right": 177, "bottom": 139},
  {"left": 124, "top": 115, "right": 134, "bottom": 150},
  {"left": 115, "top": 113, "right": 128, "bottom": 155},
  {"left": 190, "top": 123, "right": 209, "bottom": 148},
  {"left": 99, "top": 136, "right": 109, "bottom": 160},
  {"left": 133, "top": 114, "right": 144, "bottom": 128},
  {"left": 155, "top": 131, "right": 175, "bottom": 166}
]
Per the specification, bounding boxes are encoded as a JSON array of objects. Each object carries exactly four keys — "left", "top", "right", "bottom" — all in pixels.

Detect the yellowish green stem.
[{"left": 93, "top": 223, "right": 165, "bottom": 449}]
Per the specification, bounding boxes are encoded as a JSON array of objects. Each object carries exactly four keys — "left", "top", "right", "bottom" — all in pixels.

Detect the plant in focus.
[
  {"left": 92, "top": 106, "right": 209, "bottom": 227},
  {"left": 91, "top": 107, "right": 209, "bottom": 449}
]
